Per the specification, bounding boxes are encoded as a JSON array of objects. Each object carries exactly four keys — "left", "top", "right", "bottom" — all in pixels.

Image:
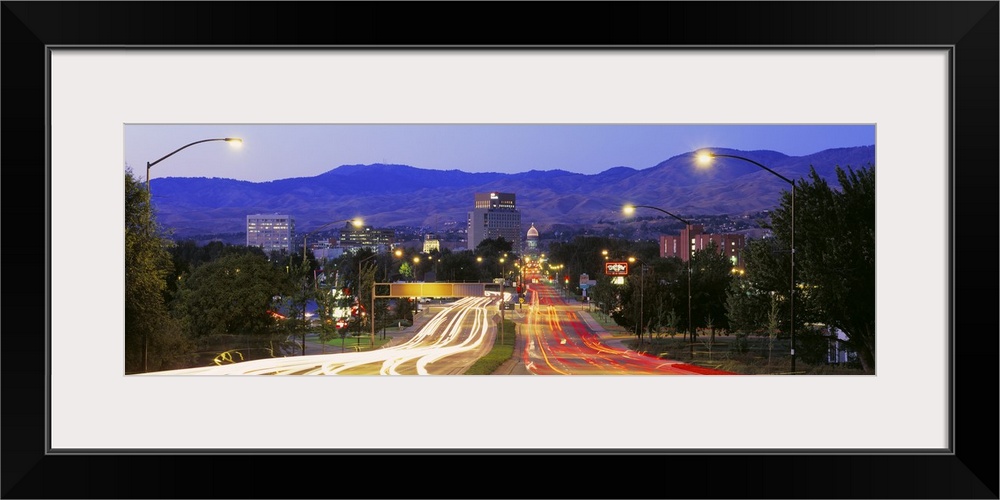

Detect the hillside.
[{"left": 149, "top": 146, "right": 876, "bottom": 240}]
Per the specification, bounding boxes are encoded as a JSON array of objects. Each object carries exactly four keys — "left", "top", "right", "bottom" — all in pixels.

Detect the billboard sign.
[{"left": 605, "top": 261, "right": 629, "bottom": 276}]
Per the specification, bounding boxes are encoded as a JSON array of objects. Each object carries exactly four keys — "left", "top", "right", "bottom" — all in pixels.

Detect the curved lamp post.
[
  {"left": 358, "top": 253, "right": 379, "bottom": 351},
  {"left": 627, "top": 256, "right": 648, "bottom": 350},
  {"left": 142, "top": 137, "right": 241, "bottom": 372},
  {"left": 499, "top": 257, "right": 506, "bottom": 330},
  {"left": 297, "top": 218, "right": 362, "bottom": 355},
  {"left": 623, "top": 205, "right": 694, "bottom": 359},
  {"left": 146, "top": 137, "right": 242, "bottom": 193},
  {"left": 696, "top": 151, "right": 796, "bottom": 373}
]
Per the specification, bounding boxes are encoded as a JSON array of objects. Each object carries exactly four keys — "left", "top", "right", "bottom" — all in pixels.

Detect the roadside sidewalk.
[{"left": 575, "top": 307, "right": 633, "bottom": 351}]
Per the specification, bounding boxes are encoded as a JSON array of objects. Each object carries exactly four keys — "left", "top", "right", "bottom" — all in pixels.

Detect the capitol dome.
[{"left": 526, "top": 223, "right": 539, "bottom": 250}]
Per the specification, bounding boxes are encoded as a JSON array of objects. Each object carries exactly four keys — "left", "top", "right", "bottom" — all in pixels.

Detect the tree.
[
  {"left": 725, "top": 268, "right": 769, "bottom": 353},
  {"left": 588, "top": 274, "right": 618, "bottom": 318},
  {"left": 315, "top": 285, "right": 344, "bottom": 350},
  {"left": 610, "top": 280, "right": 637, "bottom": 338},
  {"left": 734, "top": 236, "right": 794, "bottom": 342},
  {"left": 396, "top": 297, "right": 415, "bottom": 323},
  {"left": 166, "top": 240, "right": 267, "bottom": 302},
  {"left": 475, "top": 237, "right": 514, "bottom": 258},
  {"left": 770, "top": 164, "right": 876, "bottom": 372},
  {"left": 357, "top": 258, "right": 378, "bottom": 346},
  {"left": 283, "top": 260, "right": 313, "bottom": 355},
  {"left": 765, "top": 292, "right": 782, "bottom": 368},
  {"left": 398, "top": 261, "right": 414, "bottom": 281},
  {"left": 172, "top": 252, "right": 292, "bottom": 340},
  {"left": 689, "top": 240, "right": 734, "bottom": 343},
  {"left": 124, "top": 169, "right": 189, "bottom": 373},
  {"left": 437, "top": 250, "right": 481, "bottom": 283},
  {"left": 374, "top": 295, "right": 392, "bottom": 339},
  {"left": 662, "top": 308, "right": 680, "bottom": 339}
]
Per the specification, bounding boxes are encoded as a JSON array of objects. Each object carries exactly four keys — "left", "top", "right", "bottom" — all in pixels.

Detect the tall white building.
[
  {"left": 246, "top": 214, "right": 294, "bottom": 254},
  {"left": 467, "top": 192, "right": 521, "bottom": 250}
]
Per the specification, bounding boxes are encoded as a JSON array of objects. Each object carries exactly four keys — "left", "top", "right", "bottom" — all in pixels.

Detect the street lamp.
[
  {"left": 628, "top": 256, "right": 647, "bottom": 350},
  {"left": 498, "top": 257, "right": 506, "bottom": 341},
  {"left": 146, "top": 137, "right": 242, "bottom": 193},
  {"left": 696, "top": 150, "right": 797, "bottom": 372},
  {"left": 623, "top": 204, "right": 695, "bottom": 359},
  {"left": 296, "top": 219, "right": 365, "bottom": 354},
  {"left": 427, "top": 255, "right": 436, "bottom": 282},
  {"left": 141, "top": 137, "right": 241, "bottom": 372},
  {"left": 357, "top": 253, "right": 380, "bottom": 350}
]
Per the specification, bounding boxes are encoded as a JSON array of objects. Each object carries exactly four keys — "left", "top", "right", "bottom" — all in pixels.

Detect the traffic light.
[{"left": 516, "top": 285, "right": 522, "bottom": 294}]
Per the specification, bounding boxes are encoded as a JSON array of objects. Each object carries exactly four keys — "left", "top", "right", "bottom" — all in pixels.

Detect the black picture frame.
[{"left": 3, "top": 2, "right": 997, "bottom": 498}]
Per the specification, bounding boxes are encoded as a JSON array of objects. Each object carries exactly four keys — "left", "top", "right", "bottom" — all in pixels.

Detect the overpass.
[{"left": 373, "top": 282, "right": 506, "bottom": 299}]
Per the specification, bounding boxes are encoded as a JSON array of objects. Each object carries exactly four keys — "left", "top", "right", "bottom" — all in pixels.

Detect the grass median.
[{"left": 464, "top": 319, "right": 517, "bottom": 375}]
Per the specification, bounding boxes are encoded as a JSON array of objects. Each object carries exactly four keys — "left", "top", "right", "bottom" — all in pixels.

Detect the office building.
[
  {"left": 246, "top": 214, "right": 295, "bottom": 254},
  {"left": 660, "top": 224, "right": 746, "bottom": 268},
  {"left": 339, "top": 223, "right": 395, "bottom": 253},
  {"left": 467, "top": 192, "right": 522, "bottom": 250}
]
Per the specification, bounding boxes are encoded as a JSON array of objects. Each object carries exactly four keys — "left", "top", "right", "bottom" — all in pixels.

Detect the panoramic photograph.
[{"left": 125, "top": 123, "right": 876, "bottom": 376}]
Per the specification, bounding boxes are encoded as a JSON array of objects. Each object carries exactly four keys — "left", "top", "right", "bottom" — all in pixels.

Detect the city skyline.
[{"left": 126, "top": 124, "right": 875, "bottom": 183}]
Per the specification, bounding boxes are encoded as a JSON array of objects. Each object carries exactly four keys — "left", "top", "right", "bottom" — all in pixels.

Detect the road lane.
[
  {"left": 520, "top": 282, "right": 720, "bottom": 375},
  {"left": 143, "top": 297, "right": 498, "bottom": 375}
]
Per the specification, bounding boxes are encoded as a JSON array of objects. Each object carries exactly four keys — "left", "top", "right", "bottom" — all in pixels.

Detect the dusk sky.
[{"left": 125, "top": 124, "right": 875, "bottom": 183}]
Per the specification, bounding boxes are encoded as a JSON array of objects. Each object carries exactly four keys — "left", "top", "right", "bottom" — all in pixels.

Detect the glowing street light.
[
  {"left": 697, "top": 150, "right": 797, "bottom": 372},
  {"left": 623, "top": 204, "right": 695, "bottom": 358},
  {"left": 498, "top": 257, "right": 507, "bottom": 338},
  {"left": 146, "top": 137, "right": 242, "bottom": 193},
  {"left": 358, "top": 253, "right": 378, "bottom": 350},
  {"left": 628, "top": 255, "right": 648, "bottom": 349},
  {"left": 142, "top": 136, "right": 241, "bottom": 372}
]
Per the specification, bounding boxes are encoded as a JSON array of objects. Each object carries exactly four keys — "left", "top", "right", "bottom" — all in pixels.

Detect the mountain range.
[{"left": 149, "top": 146, "right": 876, "bottom": 241}]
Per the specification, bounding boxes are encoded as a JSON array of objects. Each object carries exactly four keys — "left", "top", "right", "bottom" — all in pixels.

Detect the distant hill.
[{"left": 149, "top": 146, "right": 875, "bottom": 240}]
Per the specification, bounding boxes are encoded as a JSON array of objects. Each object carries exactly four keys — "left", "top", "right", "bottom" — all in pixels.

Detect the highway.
[
  {"left": 519, "top": 282, "right": 724, "bottom": 375},
  {"left": 143, "top": 283, "right": 730, "bottom": 376},
  {"left": 144, "top": 296, "right": 499, "bottom": 376}
]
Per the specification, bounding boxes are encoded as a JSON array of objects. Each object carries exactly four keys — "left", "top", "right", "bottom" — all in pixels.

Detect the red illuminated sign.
[{"left": 605, "top": 261, "right": 629, "bottom": 276}]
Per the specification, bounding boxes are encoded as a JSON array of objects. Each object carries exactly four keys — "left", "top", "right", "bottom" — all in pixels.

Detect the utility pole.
[{"left": 500, "top": 279, "right": 505, "bottom": 345}]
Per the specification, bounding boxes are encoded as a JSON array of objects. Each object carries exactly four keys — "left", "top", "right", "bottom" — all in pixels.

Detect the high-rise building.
[
  {"left": 339, "top": 223, "right": 395, "bottom": 253},
  {"left": 246, "top": 214, "right": 295, "bottom": 254},
  {"left": 467, "top": 192, "right": 521, "bottom": 250},
  {"left": 659, "top": 224, "right": 746, "bottom": 268}
]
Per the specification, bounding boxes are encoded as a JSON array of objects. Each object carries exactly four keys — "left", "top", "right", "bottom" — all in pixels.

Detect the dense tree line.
[
  {"left": 124, "top": 169, "right": 188, "bottom": 372},
  {"left": 734, "top": 165, "right": 875, "bottom": 372}
]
